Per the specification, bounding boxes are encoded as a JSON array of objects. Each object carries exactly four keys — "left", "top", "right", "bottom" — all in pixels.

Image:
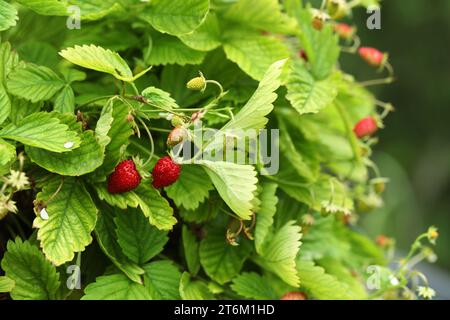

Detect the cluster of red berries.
[{"left": 107, "top": 157, "right": 181, "bottom": 194}]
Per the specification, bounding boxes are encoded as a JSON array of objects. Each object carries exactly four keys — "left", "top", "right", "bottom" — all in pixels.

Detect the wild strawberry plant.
[{"left": 0, "top": 0, "right": 439, "bottom": 300}]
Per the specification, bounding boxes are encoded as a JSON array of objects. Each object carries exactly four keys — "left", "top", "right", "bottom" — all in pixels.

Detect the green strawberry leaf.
[
  {"left": 256, "top": 221, "right": 302, "bottom": 287},
  {"left": 33, "top": 178, "right": 98, "bottom": 266},
  {"left": 1, "top": 238, "right": 60, "bottom": 300},
  {"left": 0, "top": 276, "right": 15, "bottom": 293},
  {"left": 26, "top": 114, "right": 104, "bottom": 176},
  {"left": 59, "top": 45, "right": 135, "bottom": 82},
  {"left": 141, "top": 0, "right": 210, "bottom": 36},
  {"left": 6, "top": 63, "right": 65, "bottom": 102},
  {"left": 179, "top": 13, "right": 222, "bottom": 51},
  {"left": 143, "top": 260, "right": 182, "bottom": 300},
  {"left": 15, "top": 0, "right": 68, "bottom": 16},
  {"left": 286, "top": 61, "right": 339, "bottom": 115},
  {"left": 182, "top": 225, "right": 201, "bottom": 275},
  {"left": 179, "top": 272, "right": 214, "bottom": 300},
  {"left": 133, "top": 184, "right": 177, "bottom": 231},
  {"left": 54, "top": 85, "right": 75, "bottom": 113},
  {"left": 115, "top": 208, "right": 169, "bottom": 265},
  {"left": 0, "top": 112, "right": 81, "bottom": 153},
  {"left": 231, "top": 272, "right": 279, "bottom": 300},
  {"left": 198, "top": 160, "right": 258, "bottom": 220},
  {"left": 146, "top": 33, "right": 206, "bottom": 66},
  {"left": 95, "top": 203, "right": 145, "bottom": 284},
  {"left": 0, "top": 0, "right": 18, "bottom": 32},
  {"left": 82, "top": 274, "right": 150, "bottom": 300},
  {"left": 199, "top": 226, "right": 252, "bottom": 284},
  {"left": 0, "top": 85, "right": 11, "bottom": 125},
  {"left": 254, "top": 182, "right": 278, "bottom": 254},
  {"left": 166, "top": 164, "right": 213, "bottom": 211}
]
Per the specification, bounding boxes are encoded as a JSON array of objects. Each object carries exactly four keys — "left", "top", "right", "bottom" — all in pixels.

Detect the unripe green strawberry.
[
  {"left": 170, "top": 115, "right": 185, "bottom": 127},
  {"left": 327, "top": 0, "right": 348, "bottom": 19},
  {"left": 187, "top": 74, "right": 206, "bottom": 91}
]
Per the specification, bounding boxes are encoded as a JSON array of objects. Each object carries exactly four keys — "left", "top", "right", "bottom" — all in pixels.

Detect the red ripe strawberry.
[
  {"left": 334, "top": 23, "right": 355, "bottom": 40},
  {"left": 353, "top": 116, "right": 378, "bottom": 138},
  {"left": 281, "top": 292, "right": 307, "bottom": 300},
  {"left": 108, "top": 160, "right": 141, "bottom": 194},
  {"left": 358, "top": 47, "right": 386, "bottom": 67},
  {"left": 151, "top": 156, "right": 181, "bottom": 188}
]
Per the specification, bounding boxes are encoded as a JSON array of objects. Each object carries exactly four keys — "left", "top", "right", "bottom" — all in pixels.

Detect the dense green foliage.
[{"left": 0, "top": 0, "right": 440, "bottom": 300}]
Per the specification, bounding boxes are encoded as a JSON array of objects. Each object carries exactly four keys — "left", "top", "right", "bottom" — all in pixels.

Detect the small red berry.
[
  {"left": 151, "top": 156, "right": 181, "bottom": 188},
  {"left": 299, "top": 49, "right": 308, "bottom": 62},
  {"left": 108, "top": 160, "right": 141, "bottom": 194},
  {"left": 334, "top": 23, "right": 355, "bottom": 40},
  {"left": 281, "top": 292, "right": 308, "bottom": 300},
  {"left": 358, "top": 47, "right": 386, "bottom": 67},
  {"left": 353, "top": 116, "right": 378, "bottom": 138}
]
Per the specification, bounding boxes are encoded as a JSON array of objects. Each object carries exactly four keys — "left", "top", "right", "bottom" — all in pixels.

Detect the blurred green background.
[{"left": 342, "top": 0, "right": 450, "bottom": 272}]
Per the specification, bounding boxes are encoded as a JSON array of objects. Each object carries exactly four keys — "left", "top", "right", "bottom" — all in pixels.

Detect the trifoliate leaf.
[
  {"left": 0, "top": 112, "right": 81, "bottom": 153},
  {"left": 133, "top": 184, "right": 177, "bottom": 231},
  {"left": 179, "top": 272, "right": 214, "bottom": 300},
  {"left": 95, "top": 204, "right": 145, "bottom": 284},
  {"left": 59, "top": 45, "right": 134, "bottom": 81},
  {"left": 6, "top": 64, "right": 65, "bottom": 102},
  {"left": 254, "top": 183, "right": 278, "bottom": 254},
  {"left": 146, "top": 33, "right": 206, "bottom": 66},
  {"left": 223, "top": 32, "right": 289, "bottom": 81},
  {"left": 0, "top": 276, "right": 15, "bottom": 293},
  {"left": 231, "top": 272, "right": 278, "bottom": 300},
  {"left": 0, "top": 0, "right": 18, "bottom": 32},
  {"left": 198, "top": 160, "right": 258, "bottom": 220},
  {"left": 26, "top": 114, "right": 104, "bottom": 176},
  {"left": 286, "top": 61, "right": 339, "bottom": 115},
  {"left": 141, "top": 0, "right": 209, "bottom": 36},
  {"left": 1, "top": 238, "right": 60, "bottom": 300},
  {"left": 166, "top": 165, "right": 213, "bottom": 210},
  {"left": 199, "top": 226, "right": 252, "bottom": 284},
  {"left": 82, "top": 274, "right": 151, "bottom": 300},
  {"left": 257, "top": 221, "right": 302, "bottom": 287},
  {"left": 115, "top": 208, "right": 169, "bottom": 265},
  {"left": 182, "top": 225, "right": 201, "bottom": 275},
  {"left": 143, "top": 260, "right": 182, "bottom": 299},
  {"left": 33, "top": 178, "right": 98, "bottom": 266}
]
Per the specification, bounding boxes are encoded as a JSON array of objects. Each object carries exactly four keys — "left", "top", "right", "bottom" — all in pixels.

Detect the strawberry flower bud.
[
  {"left": 358, "top": 47, "right": 387, "bottom": 67},
  {"left": 327, "top": 0, "right": 349, "bottom": 19},
  {"left": 311, "top": 9, "right": 329, "bottom": 30},
  {"left": 334, "top": 23, "right": 355, "bottom": 40}
]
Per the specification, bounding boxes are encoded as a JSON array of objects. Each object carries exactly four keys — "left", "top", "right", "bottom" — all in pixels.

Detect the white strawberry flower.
[{"left": 417, "top": 286, "right": 435, "bottom": 300}]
